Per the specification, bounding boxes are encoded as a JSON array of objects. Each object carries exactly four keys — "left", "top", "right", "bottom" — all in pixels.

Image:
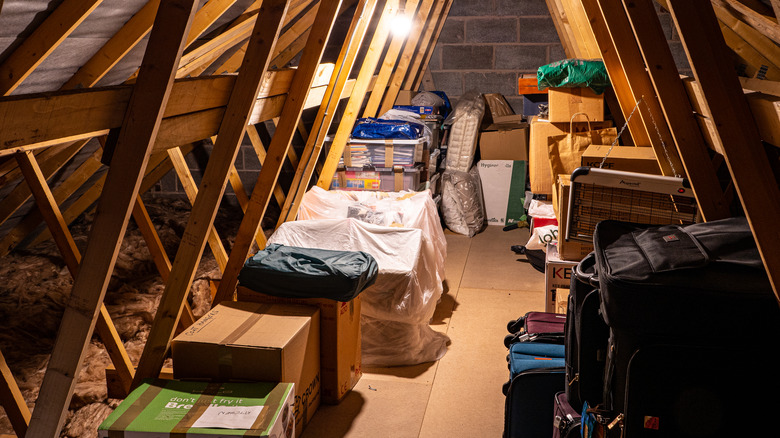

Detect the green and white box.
[
  {"left": 477, "top": 160, "right": 528, "bottom": 226},
  {"left": 98, "top": 380, "right": 295, "bottom": 437}
]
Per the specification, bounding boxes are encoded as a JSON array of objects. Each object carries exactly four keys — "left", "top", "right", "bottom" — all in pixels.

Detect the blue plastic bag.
[{"left": 351, "top": 117, "right": 424, "bottom": 140}]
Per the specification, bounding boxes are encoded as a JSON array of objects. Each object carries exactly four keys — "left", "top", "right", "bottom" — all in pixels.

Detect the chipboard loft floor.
[{"left": 302, "top": 225, "right": 547, "bottom": 438}]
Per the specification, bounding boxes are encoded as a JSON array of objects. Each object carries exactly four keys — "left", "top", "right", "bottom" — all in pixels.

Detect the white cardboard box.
[
  {"left": 545, "top": 244, "right": 578, "bottom": 313},
  {"left": 477, "top": 160, "right": 527, "bottom": 226}
]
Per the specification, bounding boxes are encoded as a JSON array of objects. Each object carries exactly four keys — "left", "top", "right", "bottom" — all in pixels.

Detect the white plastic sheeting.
[{"left": 280, "top": 187, "right": 450, "bottom": 366}]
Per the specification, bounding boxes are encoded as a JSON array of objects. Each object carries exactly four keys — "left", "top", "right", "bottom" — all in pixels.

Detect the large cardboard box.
[
  {"left": 580, "top": 145, "right": 661, "bottom": 175},
  {"left": 545, "top": 244, "right": 577, "bottom": 313},
  {"left": 477, "top": 160, "right": 527, "bottom": 227},
  {"left": 529, "top": 116, "right": 613, "bottom": 196},
  {"left": 479, "top": 123, "right": 529, "bottom": 161},
  {"left": 547, "top": 87, "right": 604, "bottom": 123},
  {"left": 171, "top": 302, "right": 320, "bottom": 436},
  {"left": 554, "top": 174, "right": 594, "bottom": 262},
  {"left": 98, "top": 380, "right": 295, "bottom": 437},
  {"left": 237, "top": 286, "right": 362, "bottom": 405}
]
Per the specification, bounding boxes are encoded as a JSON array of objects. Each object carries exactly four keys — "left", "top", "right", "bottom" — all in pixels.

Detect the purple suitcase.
[
  {"left": 552, "top": 391, "right": 581, "bottom": 438},
  {"left": 505, "top": 311, "right": 566, "bottom": 347}
]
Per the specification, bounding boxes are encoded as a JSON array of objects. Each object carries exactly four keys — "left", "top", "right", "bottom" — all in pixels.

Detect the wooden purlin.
[
  {"left": 25, "top": 1, "right": 202, "bottom": 435},
  {"left": 545, "top": 0, "right": 580, "bottom": 57},
  {"left": 210, "top": 0, "right": 349, "bottom": 308},
  {"left": 622, "top": 0, "right": 730, "bottom": 221},
  {"left": 276, "top": 0, "right": 380, "bottom": 227},
  {"left": 665, "top": 0, "right": 780, "bottom": 300},
  {"left": 712, "top": 0, "right": 780, "bottom": 47},
  {"left": 713, "top": 2, "right": 780, "bottom": 80},
  {"left": 131, "top": 0, "right": 294, "bottom": 390}
]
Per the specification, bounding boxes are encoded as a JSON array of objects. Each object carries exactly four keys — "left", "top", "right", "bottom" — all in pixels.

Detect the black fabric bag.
[{"left": 237, "top": 243, "right": 379, "bottom": 302}]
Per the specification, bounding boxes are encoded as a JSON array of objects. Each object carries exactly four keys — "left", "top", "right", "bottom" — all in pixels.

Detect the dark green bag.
[
  {"left": 537, "top": 59, "right": 610, "bottom": 94},
  {"left": 237, "top": 243, "right": 379, "bottom": 301}
]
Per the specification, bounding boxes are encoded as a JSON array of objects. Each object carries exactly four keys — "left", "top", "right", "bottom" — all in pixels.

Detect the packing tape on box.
[
  {"left": 384, "top": 140, "right": 394, "bottom": 167},
  {"left": 169, "top": 382, "right": 223, "bottom": 433},
  {"left": 393, "top": 166, "right": 403, "bottom": 191},
  {"left": 105, "top": 382, "right": 167, "bottom": 433},
  {"left": 216, "top": 303, "right": 271, "bottom": 380}
]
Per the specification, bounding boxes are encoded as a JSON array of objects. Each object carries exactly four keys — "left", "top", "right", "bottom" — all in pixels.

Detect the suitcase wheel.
[
  {"left": 501, "top": 380, "right": 510, "bottom": 396},
  {"left": 504, "top": 333, "right": 519, "bottom": 348},
  {"left": 506, "top": 317, "right": 526, "bottom": 333}
]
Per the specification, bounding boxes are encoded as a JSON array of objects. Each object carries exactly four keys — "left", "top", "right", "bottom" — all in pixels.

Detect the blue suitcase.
[{"left": 503, "top": 342, "right": 565, "bottom": 438}]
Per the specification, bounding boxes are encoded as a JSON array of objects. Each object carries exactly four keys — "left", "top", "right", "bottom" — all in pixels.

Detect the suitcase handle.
[{"left": 573, "top": 252, "right": 599, "bottom": 287}]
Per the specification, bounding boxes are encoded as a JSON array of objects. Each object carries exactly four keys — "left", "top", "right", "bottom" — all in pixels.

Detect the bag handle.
[{"left": 568, "top": 112, "right": 593, "bottom": 148}]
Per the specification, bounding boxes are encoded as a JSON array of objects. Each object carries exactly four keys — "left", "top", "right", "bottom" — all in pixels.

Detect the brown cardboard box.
[
  {"left": 529, "top": 116, "right": 613, "bottom": 196},
  {"left": 555, "top": 174, "right": 594, "bottom": 262},
  {"left": 236, "top": 286, "right": 362, "bottom": 405},
  {"left": 547, "top": 87, "right": 604, "bottom": 123},
  {"left": 171, "top": 301, "right": 320, "bottom": 436},
  {"left": 479, "top": 123, "right": 529, "bottom": 161},
  {"left": 580, "top": 145, "right": 661, "bottom": 175},
  {"left": 555, "top": 288, "right": 569, "bottom": 315}
]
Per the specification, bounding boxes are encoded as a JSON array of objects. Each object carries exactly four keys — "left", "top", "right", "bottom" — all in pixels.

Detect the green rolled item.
[{"left": 537, "top": 59, "right": 610, "bottom": 94}]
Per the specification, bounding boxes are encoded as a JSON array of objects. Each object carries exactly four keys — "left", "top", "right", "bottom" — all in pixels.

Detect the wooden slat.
[
  {"left": 403, "top": 0, "right": 446, "bottom": 90},
  {"left": 576, "top": 0, "right": 652, "bottom": 147},
  {"left": 666, "top": 0, "right": 780, "bottom": 299},
  {"left": 26, "top": 1, "right": 201, "bottom": 434},
  {"left": 0, "top": 349, "right": 29, "bottom": 437},
  {"left": 411, "top": 0, "right": 452, "bottom": 91},
  {"left": 711, "top": 0, "right": 780, "bottom": 46},
  {"left": 0, "top": 0, "right": 104, "bottom": 95},
  {"left": 316, "top": 0, "right": 399, "bottom": 191},
  {"left": 545, "top": 0, "right": 581, "bottom": 57},
  {"left": 713, "top": 1, "right": 780, "bottom": 79},
  {"left": 622, "top": 0, "right": 730, "bottom": 221},
  {"left": 378, "top": 0, "right": 435, "bottom": 115},
  {"left": 561, "top": 0, "right": 601, "bottom": 58},
  {"left": 15, "top": 150, "right": 137, "bottom": 396},
  {"left": 363, "top": 0, "right": 421, "bottom": 118},
  {"left": 211, "top": 0, "right": 346, "bottom": 307},
  {"left": 277, "top": 0, "right": 379, "bottom": 225},
  {"left": 131, "top": 0, "right": 291, "bottom": 389},
  {"left": 588, "top": 0, "right": 683, "bottom": 175}
]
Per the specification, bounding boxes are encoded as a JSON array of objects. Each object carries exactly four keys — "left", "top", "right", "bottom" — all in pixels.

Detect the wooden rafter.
[
  {"left": 131, "top": 0, "right": 293, "bottom": 390},
  {"left": 25, "top": 1, "right": 201, "bottom": 434},
  {"left": 0, "top": 349, "right": 29, "bottom": 437}
]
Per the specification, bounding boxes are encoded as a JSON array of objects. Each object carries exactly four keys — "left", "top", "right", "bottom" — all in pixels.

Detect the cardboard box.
[
  {"left": 547, "top": 87, "right": 604, "bottom": 123},
  {"left": 518, "top": 74, "right": 547, "bottom": 95},
  {"left": 545, "top": 244, "right": 577, "bottom": 313},
  {"left": 554, "top": 174, "right": 594, "bottom": 262},
  {"left": 98, "top": 380, "right": 295, "bottom": 437},
  {"left": 171, "top": 302, "right": 320, "bottom": 436},
  {"left": 477, "top": 160, "right": 527, "bottom": 226},
  {"left": 479, "top": 123, "right": 529, "bottom": 161},
  {"left": 482, "top": 93, "right": 518, "bottom": 127},
  {"left": 529, "top": 116, "right": 613, "bottom": 195},
  {"left": 580, "top": 145, "right": 661, "bottom": 175},
  {"left": 237, "top": 286, "right": 362, "bottom": 405},
  {"left": 394, "top": 90, "right": 416, "bottom": 105}
]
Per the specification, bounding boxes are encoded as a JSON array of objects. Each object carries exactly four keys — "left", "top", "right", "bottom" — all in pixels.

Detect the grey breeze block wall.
[{"left": 149, "top": 0, "right": 689, "bottom": 202}]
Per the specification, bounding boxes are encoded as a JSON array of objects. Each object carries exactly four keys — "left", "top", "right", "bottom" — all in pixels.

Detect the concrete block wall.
[{"left": 426, "top": 0, "right": 690, "bottom": 112}]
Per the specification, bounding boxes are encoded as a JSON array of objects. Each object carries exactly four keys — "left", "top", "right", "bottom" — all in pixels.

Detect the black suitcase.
[
  {"left": 503, "top": 342, "right": 565, "bottom": 438},
  {"left": 592, "top": 217, "right": 780, "bottom": 414},
  {"left": 505, "top": 311, "right": 566, "bottom": 347},
  {"left": 552, "top": 391, "right": 581, "bottom": 438},
  {"left": 564, "top": 253, "right": 609, "bottom": 412}
]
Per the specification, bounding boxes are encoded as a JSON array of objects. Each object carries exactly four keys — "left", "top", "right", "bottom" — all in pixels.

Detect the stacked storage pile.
[
  {"left": 268, "top": 187, "right": 449, "bottom": 367},
  {"left": 503, "top": 217, "right": 780, "bottom": 437}
]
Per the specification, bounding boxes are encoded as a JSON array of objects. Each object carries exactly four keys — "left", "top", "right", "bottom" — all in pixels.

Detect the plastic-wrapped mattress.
[
  {"left": 268, "top": 218, "right": 450, "bottom": 366},
  {"left": 443, "top": 91, "right": 484, "bottom": 172}
]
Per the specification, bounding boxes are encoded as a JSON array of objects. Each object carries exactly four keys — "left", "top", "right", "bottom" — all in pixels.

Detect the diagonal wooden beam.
[
  {"left": 712, "top": 0, "right": 780, "bottom": 46},
  {"left": 406, "top": 0, "right": 451, "bottom": 91},
  {"left": 666, "top": 0, "right": 780, "bottom": 301},
  {"left": 363, "top": 0, "right": 421, "bottom": 118},
  {"left": 131, "top": 0, "right": 292, "bottom": 390},
  {"left": 0, "top": 0, "right": 104, "bottom": 95},
  {"left": 15, "top": 150, "right": 137, "bottom": 397},
  {"left": 25, "top": 1, "right": 201, "bottom": 434},
  {"left": 212, "top": 0, "right": 346, "bottom": 307},
  {"left": 277, "top": 0, "right": 380, "bottom": 226},
  {"left": 379, "top": 0, "right": 434, "bottom": 115},
  {"left": 0, "top": 349, "right": 29, "bottom": 437},
  {"left": 622, "top": 0, "right": 730, "bottom": 221},
  {"left": 315, "top": 0, "right": 400, "bottom": 192}
]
